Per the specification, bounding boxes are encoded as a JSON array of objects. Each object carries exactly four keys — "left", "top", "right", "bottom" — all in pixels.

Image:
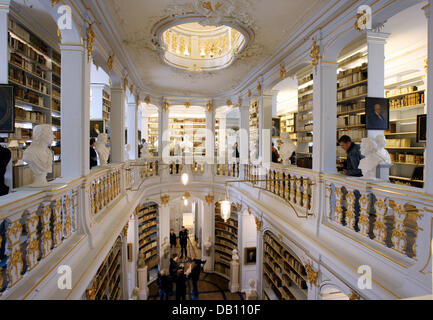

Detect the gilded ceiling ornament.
[
  {"left": 254, "top": 217, "right": 263, "bottom": 231},
  {"left": 236, "top": 203, "right": 242, "bottom": 212},
  {"left": 145, "top": 96, "right": 151, "bottom": 104},
  {"left": 161, "top": 195, "right": 170, "bottom": 205},
  {"left": 123, "top": 224, "right": 129, "bottom": 236},
  {"left": 185, "top": 102, "right": 191, "bottom": 108},
  {"left": 226, "top": 100, "right": 233, "bottom": 106},
  {"left": 130, "top": 84, "right": 134, "bottom": 94},
  {"left": 305, "top": 263, "right": 319, "bottom": 288},
  {"left": 107, "top": 55, "right": 115, "bottom": 72},
  {"left": 57, "top": 28, "right": 62, "bottom": 42},
  {"left": 238, "top": 96, "right": 242, "bottom": 106},
  {"left": 164, "top": 100, "right": 169, "bottom": 111},
  {"left": 280, "top": 65, "right": 286, "bottom": 78},
  {"left": 310, "top": 38, "right": 320, "bottom": 73},
  {"left": 86, "top": 23, "right": 96, "bottom": 62},
  {"left": 205, "top": 195, "right": 214, "bottom": 205},
  {"left": 349, "top": 291, "right": 360, "bottom": 300},
  {"left": 248, "top": 90, "right": 252, "bottom": 98},
  {"left": 257, "top": 82, "right": 262, "bottom": 96},
  {"left": 124, "top": 77, "right": 129, "bottom": 91},
  {"left": 206, "top": 101, "right": 213, "bottom": 112}
]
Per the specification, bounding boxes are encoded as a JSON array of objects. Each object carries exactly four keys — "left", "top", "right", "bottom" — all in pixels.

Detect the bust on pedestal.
[
  {"left": 95, "top": 133, "right": 110, "bottom": 166},
  {"left": 229, "top": 249, "right": 240, "bottom": 293},
  {"left": 245, "top": 279, "right": 258, "bottom": 300},
  {"left": 22, "top": 124, "right": 54, "bottom": 188},
  {"left": 136, "top": 253, "right": 149, "bottom": 300},
  {"left": 359, "top": 135, "right": 392, "bottom": 180},
  {"left": 279, "top": 132, "right": 297, "bottom": 165}
]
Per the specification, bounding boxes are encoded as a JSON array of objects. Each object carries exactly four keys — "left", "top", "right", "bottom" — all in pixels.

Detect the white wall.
[{"left": 240, "top": 211, "right": 257, "bottom": 292}]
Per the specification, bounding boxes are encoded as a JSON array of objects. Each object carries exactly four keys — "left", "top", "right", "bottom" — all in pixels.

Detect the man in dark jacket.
[
  {"left": 338, "top": 135, "right": 364, "bottom": 177},
  {"left": 179, "top": 226, "right": 188, "bottom": 260},
  {"left": 189, "top": 258, "right": 206, "bottom": 299},
  {"left": 90, "top": 138, "right": 98, "bottom": 169},
  {"left": 170, "top": 229, "right": 177, "bottom": 249},
  {"left": 0, "top": 144, "right": 11, "bottom": 196},
  {"left": 175, "top": 269, "right": 187, "bottom": 301}
]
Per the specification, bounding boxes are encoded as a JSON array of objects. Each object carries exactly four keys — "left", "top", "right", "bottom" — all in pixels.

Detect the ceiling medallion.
[{"left": 150, "top": 0, "right": 256, "bottom": 73}]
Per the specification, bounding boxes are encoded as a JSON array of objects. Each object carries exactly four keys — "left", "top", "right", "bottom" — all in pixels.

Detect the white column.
[
  {"left": 111, "top": 87, "right": 126, "bottom": 163},
  {"left": 366, "top": 31, "right": 390, "bottom": 140},
  {"left": 60, "top": 44, "right": 91, "bottom": 179},
  {"left": 239, "top": 106, "right": 250, "bottom": 166},
  {"left": 260, "top": 95, "right": 273, "bottom": 165},
  {"left": 202, "top": 199, "right": 215, "bottom": 272},
  {"left": 229, "top": 249, "right": 240, "bottom": 293},
  {"left": 218, "top": 117, "right": 226, "bottom": 164},
  {"left": 0, "top": 0, "right": 10, "bottom": 84},
  {"left": 256, "top": 227, "right": 264, "bottom": 299},
  {"left": 159, "top": 102, "right": 170, "bottom": 163},
  {"left": 313, "top": 61, "right": 338, "bottom": 173},
  {"left": 159, "top": 200, "right": 171, "bottom": 270},
  {"left": 424, "top": 3, "right": 433, "bottom": 194},
  {"left": 121, "top": 230, "right": 129, "bottom": 300},
  {"left": 206, "top": 104, "right": 215, "bottom": 165},
  {"left": 0, "top": 1, "right": 12, "bottom": 191},
  {"left": 127, "top": 101, "right": 138, "bottom": 160}
]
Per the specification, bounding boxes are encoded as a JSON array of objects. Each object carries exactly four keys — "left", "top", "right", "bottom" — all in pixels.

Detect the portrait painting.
[
  {"left": 0, "top": 85, "right": 15, "bottom": 133},
  {"left": 366, "top": 97, "right": 390, "bottom": 130},
  {"left": 245, "top": 247, "right": 257, "bottom": 265}
]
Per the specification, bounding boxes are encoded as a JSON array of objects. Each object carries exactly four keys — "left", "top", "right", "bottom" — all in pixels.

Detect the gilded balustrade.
[
  {"left": 325, "top": 176, "right": 428, "bottom": 260},
  {"left": 216, "top": 161, "right": 240, "bottom": 178},
  {"left": 0, "top": 186, "right": 79, "bottom": 294}
]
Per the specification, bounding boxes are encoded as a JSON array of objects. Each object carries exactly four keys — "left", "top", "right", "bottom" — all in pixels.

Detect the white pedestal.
[{"left": 137, "top": 267, "right": 149, "bottom": 300}]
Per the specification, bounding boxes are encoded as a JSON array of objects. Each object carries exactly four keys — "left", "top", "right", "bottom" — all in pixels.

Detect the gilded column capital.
[
  {"left": 161, "top": 195, "right": 170, "bottom": 205},
  {"left": 205, "top": 195, "right": 214, "bottom": 206},
  {"left": 254, "top": 216, "right": 263, "bottom": 232},
  {"left": 123, "top": 223, "right": 129, "bottom": 237},
  {"left": 305, "top": 263, "right": 319, "bottom": 288}
]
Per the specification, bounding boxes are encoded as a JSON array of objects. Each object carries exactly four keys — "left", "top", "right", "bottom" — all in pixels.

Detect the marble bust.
[
  {"left": 375, "top": 135, "right": 392, "bottom": 164},
  {"left": 125, "top": 144, "right": 131, "bottom": 161},
  {"left": 23, "top": 124, "right": 54, "bottom": 188},
  {"left": 359, "top": 137, "right": 383, "bottom": 180},
  {"left": 95, "top": 133, "right": 110, "bottom": 166},
  {"left": 279, "top": 132, "right": 297, "bottom": 165},
  {"left": 140, "top": 141, "right": 149, "bottom": 159}
]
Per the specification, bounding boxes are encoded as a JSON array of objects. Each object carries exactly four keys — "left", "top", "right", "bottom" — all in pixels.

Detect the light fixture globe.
[
  {"left": 221, "top": 200, "right": 232, "bottom": 222},
  {"left": 181, "top": 172, "right": 189, "bottom": 186}
]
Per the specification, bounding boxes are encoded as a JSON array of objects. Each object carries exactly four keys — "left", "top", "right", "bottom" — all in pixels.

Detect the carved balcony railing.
[
  {"left": 216, "top": 161, "right": 240, "bottom": 178},
  {"left": 263, "top": 164, "right": 316, "bottom": 215},
  {"left": 0, "top": 180, "right": 81, "bottom": 295},
  {"left": 324, "top": 174, "right": 432, "bottom": 261},
  {"left": 88, "top": 165, "right": 123, "bottom": 216}
]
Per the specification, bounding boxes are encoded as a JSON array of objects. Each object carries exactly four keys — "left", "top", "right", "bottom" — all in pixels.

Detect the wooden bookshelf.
[
  {"left": 214, "top": 202, "right": 238, "bottom": 278},
  {"left": 385, "top": 85, "right": 426, "bottom": 188},
  {"left": 7, "top": 17, "right": 62, "bottom": 188},
  {"left": 146, "top": 117, "right": 159, "bottom": 156},
  {"left": 263, "top": 232, "right": 308, "bottom": 300},
  {"left": 169, "top": 118, "right": 206, "bottom": 158},
  {"left": 249, "top": 99, "right": 259, "bottom": 160},
  {"left": 136, "top": 202, "right": 159, "bottom": 272},
  {"left": 296, "top": 71, "right": 314, "bottom": 169},
  {"left": 86, "top": 236, "right": 123, "bottom": 300},
  {"left": 336, "top": 49, "right": 368, "bottom": 170}
]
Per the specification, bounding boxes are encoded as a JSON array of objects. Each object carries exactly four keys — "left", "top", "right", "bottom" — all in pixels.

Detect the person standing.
[
  {"left": 338, "top": 135, "right": 364, "bottom": 177},
  {"left": 158, "top": 269, "right": 170, "bottom": 301},
  {"left": 0, "top": 144, "right": 11, "bottom": 196},
  {"left": 90, "top": 138, "right": 98, "bottom": 169},
  {"left": 233, "top": 142, "right": 240, "bottom": 159},
  {"left": 170, "top": 229, "right": 177, "bottom": 249},
  {"left": 179, "top": 226, "right": 188, "bottom": 260},
  {"left": 175, "top": 269, "right": 187, "bottom": 301},
  {"left": 189, "top": 259, "right": 205, "bottom": 299}
]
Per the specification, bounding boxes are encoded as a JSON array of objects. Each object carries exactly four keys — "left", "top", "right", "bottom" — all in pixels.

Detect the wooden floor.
[{"left": 148, "top": 237, "right": 245, "bottom": 301}]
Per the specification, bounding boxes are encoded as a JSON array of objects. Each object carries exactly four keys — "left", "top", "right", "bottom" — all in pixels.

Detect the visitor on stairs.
[
  {"left": 189, "top": 259, "right": 207, "bottom": 299},
  {"left": 175, "top": 269, "right": 188, "bottom": 301},
  {"left": 157, "top": 269, "right": 170, "bottom": 301},
  {"left": 170, "top": 229, "right": 177, "bottom": 249},
  {"left": 179, "top": 226, "right": 188, "bottom": 259},
  {"left": 169, "top": 254, "right": 180, "bottom": 295}
]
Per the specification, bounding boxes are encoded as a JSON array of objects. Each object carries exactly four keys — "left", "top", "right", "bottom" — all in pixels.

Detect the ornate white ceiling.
[{"left": 102, "top": 0, "right": 328, "bottom": 98}]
